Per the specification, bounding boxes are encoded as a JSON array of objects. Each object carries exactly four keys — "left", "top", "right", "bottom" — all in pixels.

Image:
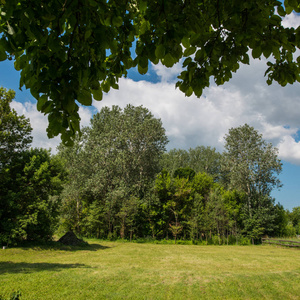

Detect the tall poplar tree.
[{"left": 222, "top": 124, "right": 282, "bottom": 240}]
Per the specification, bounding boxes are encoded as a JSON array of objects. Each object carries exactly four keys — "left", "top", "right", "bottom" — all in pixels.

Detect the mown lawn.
[{"left": 0, "top": 240, "right": 299, "bottom": 299}]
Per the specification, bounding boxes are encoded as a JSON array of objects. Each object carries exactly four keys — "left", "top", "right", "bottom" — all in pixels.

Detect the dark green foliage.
[
  {"left": 1, "top": 148, "right": 66, "bottom": 245},
  {"left": 173, "top": 167, "right": 195, "bottom": 180},
  {"left": 0, "top": 1, "right": 299, "bottom": 143},
  {"left": 0, "top": 88, "right": 66, "bottom": 245}
]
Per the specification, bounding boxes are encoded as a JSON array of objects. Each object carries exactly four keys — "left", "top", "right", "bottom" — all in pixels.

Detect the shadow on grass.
[
  {"left": 15, "top": 242, "right": 110, "bottom": 252},
  {"left": 0, "top": 261, "right": 90, "bottom": 275}
]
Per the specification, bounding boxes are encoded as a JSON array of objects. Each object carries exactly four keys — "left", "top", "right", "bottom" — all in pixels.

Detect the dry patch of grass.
[{"left": 0, "top": 241, "right": 299, "bottom": 299}]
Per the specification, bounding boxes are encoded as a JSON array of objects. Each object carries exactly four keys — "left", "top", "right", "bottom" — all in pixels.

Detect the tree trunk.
[
  {"left": 130, "top": 228, "right": 133, "bottom": 242},
  {"left": 120, "top": 218, "right": 126, "bottom": 239},
  {"left": 247, "top": 183, "right": 252, "bottom": 218}
]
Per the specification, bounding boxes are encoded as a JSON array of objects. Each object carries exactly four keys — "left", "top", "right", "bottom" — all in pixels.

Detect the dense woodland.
[{"left": 1, "top": 87, "right": 300, "bottom": 246}]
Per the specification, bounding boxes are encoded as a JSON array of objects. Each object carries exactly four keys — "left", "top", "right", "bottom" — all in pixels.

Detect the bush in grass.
[
  {"left": 176, "top": 240, "right": 193, "bottom": 245},
  {"left": 282, "top": 223, "right": 297, "bottom": 238},
  {"left": 238, "top": 236, "right": 251, "bottom": 245},
  {"left": 0, "top": 291, "right": 21, "bottom": 300}
]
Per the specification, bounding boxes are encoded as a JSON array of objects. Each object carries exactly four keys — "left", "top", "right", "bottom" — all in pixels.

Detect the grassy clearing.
[{"left": 0, "top": 241, "right": 299, "bottom": 299}]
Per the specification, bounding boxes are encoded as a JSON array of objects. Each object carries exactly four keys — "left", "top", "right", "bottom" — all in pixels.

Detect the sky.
[{"left": 0, "top": 12, "right": 300, "bottom": 211}]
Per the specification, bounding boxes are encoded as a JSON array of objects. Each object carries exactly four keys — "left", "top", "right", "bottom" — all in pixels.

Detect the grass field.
[{"left": 0, "top": 240, "right": 299, "bottom": 299}]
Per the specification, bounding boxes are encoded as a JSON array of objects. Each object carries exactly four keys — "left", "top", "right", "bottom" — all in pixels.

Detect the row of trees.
[
  {"left": 55, "top": 98, "right": 289, "bottom": 243},
  {"left": 1, "top": 87, "right": 299, "bottom": 245}
]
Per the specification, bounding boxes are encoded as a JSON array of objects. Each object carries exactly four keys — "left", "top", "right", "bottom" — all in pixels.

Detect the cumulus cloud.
[
  {"left": 152, "top": 61, "right": 184, "bottom": 83},
  {"left": 278, "top": 136, "right": 300, "bottom": 164}
]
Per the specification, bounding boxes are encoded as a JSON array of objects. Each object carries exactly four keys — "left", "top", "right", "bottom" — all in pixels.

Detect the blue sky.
[{"left": 1, "top": 13, "right": 300, "bottom": 211}]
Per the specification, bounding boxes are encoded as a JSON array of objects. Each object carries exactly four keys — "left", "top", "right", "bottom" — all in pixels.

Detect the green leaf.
[
  {"left": 263, "top": 47, "right": 272, "bottom": 59},
  {"left": 270, "top": 15, "right": 282, "bottom": 25},
  {"left": 286, "top": 0, "right": 298, "bottom": 11},
  {"left": 193, "top": 85, "right": 203, "bottom": 97},
  {"left": 140, "top": 20, "right": 150, "bottom": 35},
  {"left": 182, "top": 57, "right": 192, "bottom": 68},
  {"left": 285, "top": 4, "right": 293, "bottom": 14},
  {"left": 77, "top": 89, "right": 92, "bottom": 106},
  {"left": 14, "top": 55, "right": 27, "bottom": 71},
  {"left": 183, "top": 46, "right": 196, "bottom": 57},
  {"left": 65, "top": 97, "right": 77, "bottom": 113},
  {"left": 181, "top": 36, "right": 190, "bottom": 49},
  {"left": 91, "top": 88, "right": 103, "bottom": 101},
  {"left": 162, "top": 53, "right": 175, "bottom": 68},
  {"left": 102, "top": 81, "right": 110, "bottom": 93},
  {"left": 185, "top": 86, "right": 193, "bottom": 97},
  {"left": 272, "top": 47, "right": 280, "bottom": 60},
  {"left": 0, "top": 49, "right": 6, "bottom": 61},
  {"left": 41, "top": 101, "right": 53, "bottom": 114},
  {"left": 138, "top": 56, "right": 148, "bottom": 69},
  {"left": 139, "top": 1, "right": 147, "bottom": 12},
  {"left": 252, "top": 47, "right": 262, "bottom": 59},
  {"left": 241, "top": 54, "right": 249, "bottom": 64},
  {"left": 138, "top": 63, "right": 148, "bottom": 75},
  {"left": 37, "top": 95, "right": 48, "bottom": 111},
  {"left": 85, "top": 30, "right": 92, "bottom": 40},
  {"left": 155, "top": 44, "right": 165, "bottom": 59},
  {"left": 277, "top": 5, "right": 286, "bottom": 17},
  {"left": 112, "top": 16, "right": 123, "bottom": 27},
  {"left": 195, "top": 49, "right": 205, "bottom": 62}
]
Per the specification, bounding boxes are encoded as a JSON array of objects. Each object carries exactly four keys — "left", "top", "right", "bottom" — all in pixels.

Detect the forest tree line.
[{"left": 1, "top": 87, "right": 300, "bottom": 246}]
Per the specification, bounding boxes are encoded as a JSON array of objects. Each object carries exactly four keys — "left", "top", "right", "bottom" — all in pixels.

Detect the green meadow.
[{"left": 0, "top": 241, "right": 299, "bottom": 300}]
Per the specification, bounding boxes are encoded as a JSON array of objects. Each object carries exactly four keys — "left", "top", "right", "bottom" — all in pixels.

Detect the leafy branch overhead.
[{"left": 0, "top": 0, "right": 299, "bottom": 144}]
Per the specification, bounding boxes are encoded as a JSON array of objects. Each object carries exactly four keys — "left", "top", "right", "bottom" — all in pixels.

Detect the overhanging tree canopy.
[{"left": 0, "top": 0, "right": 299, "bottom": 144}]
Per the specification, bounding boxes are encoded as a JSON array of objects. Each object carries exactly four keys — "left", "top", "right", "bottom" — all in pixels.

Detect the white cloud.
[
  {"left": 282, "top": 12, "right": 300, "bottom": 28},
  {"left": 278, "top": 136, "right": 300, "bottom": 164},
  {"left": 152, "top": 61, "right": 183, "bottom": 83},
  {"left": 79, "top": 105, "right": 93, "bottom": 128}
]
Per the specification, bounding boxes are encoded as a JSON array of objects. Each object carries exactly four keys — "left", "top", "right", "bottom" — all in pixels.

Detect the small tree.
[{"left": 169, "top": 221, "right": 183, "bottom": 244}]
